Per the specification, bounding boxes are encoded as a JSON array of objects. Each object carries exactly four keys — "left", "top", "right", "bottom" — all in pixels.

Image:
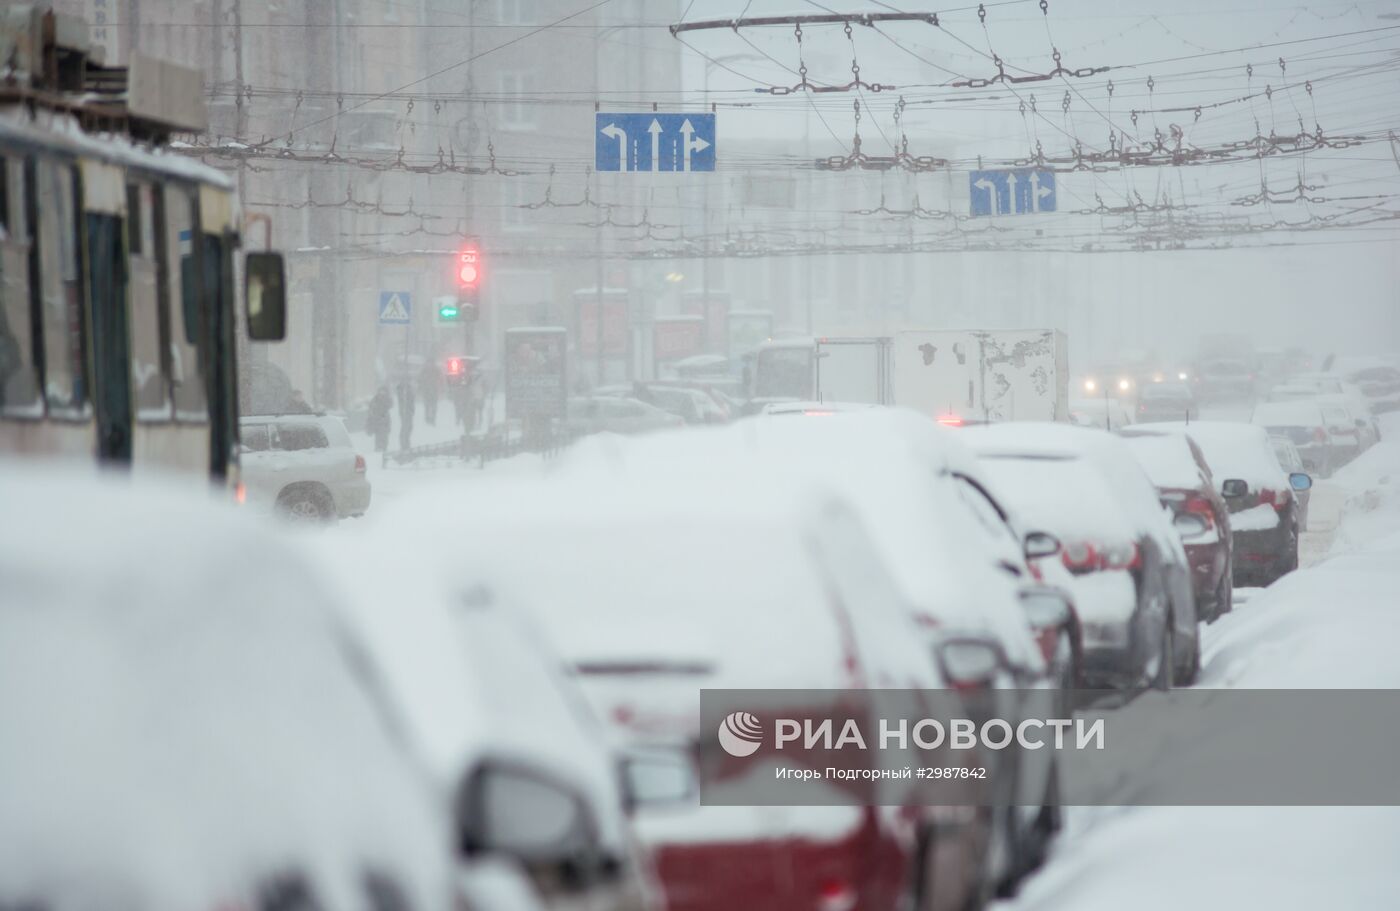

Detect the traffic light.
[
  {"left": 458, "top": 246, "right": 481, "bottom": 288},
  {"left": 445, "top": 356, "right": 469, "bottom": 386},
  {"left": 436, "top": 297, "right": 462, "bottom": 323}
]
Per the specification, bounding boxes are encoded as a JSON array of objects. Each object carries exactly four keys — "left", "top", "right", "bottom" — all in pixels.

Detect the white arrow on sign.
[
  {"left": 647, "top": 119, "right": 663, "bottom": 172},
  {"left": 601, "top": 123, "right": 628, "bottom": 171},
  {"left": 1030, "top": 171, "right": 1053, "bottom": 212},
  {"left": 974, "top": 178, "right": 1001, "bottom": 215},
  {"left": 1005, "top": 172, "right": 1019, "bottom": 213},
  {"left": 680, "top": 118, "right": 710, "bottom": 172}
]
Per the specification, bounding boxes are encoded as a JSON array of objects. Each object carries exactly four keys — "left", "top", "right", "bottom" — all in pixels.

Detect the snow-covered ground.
[{"left": 996, "top": 415, "right": 1400, "bottom": 911}]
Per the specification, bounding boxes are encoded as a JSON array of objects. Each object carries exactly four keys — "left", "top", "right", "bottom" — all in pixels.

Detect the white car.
[
  {"left": 239, "top": 414, "right": 371, "bottom": 521},
  {"left": 0, "top": 463, "right": 453, "bottom": 911}
]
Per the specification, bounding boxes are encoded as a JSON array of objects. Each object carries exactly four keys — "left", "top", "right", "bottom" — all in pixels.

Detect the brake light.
[
  {"left": 1184, "top": 495, "right": 1215, "bottom": 523},
  {"left": 802, "top": 410, "right": 835, "bottom": 417},
  {"left": 354, "top": 454, "right": 366, "bottom": 473},
  {"left": 1257, "top": 488, "right": 1276, "bottom": 507},
  {"left": 1062, "top": 541, "right": 1098, "bottom": 574},
  {"left": 234, "top": 482, "right": 246, "bottom": 506},
  {"left": 816, "top": 878, "right": 857, "bottom": 911},
  {"left": 937, "top": 413, "right": 964, "bottom": 427}
]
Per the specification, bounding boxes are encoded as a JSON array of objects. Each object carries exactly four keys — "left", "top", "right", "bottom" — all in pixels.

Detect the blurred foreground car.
[
  {"left": 311, "top": 539, "right": 658, "bottom": 911},
  {"left": 562, "top": 408, "right": 1070, "bottom": 894},
  {"left": 1134, "top": 382, "right": 1198, "bottom": 423},
  {"left": 432, "top": 475, "right": 994, "bottom": 911},
  {"left": 240, "top": 413, "right": 371, "bottom": 522},
  {"left": 1118, "top": 429, "right": 1235, "bottom": 621},
  {"left": 965, "top": 424, "right": 1199, "bottom": 688},
  {"left": 0, "top": 464, "right": 452, "bottom": 911},
  {"left": 1151, "top": 422, "right": 1312, "bottom": 586},
  {"left": 1068, "top": 397, "right": 1134, "bottom": 431}
]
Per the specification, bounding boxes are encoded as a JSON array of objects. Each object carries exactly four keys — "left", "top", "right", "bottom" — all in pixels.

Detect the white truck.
[{"left": 751, "top": 330, "right": 1069, "bottom": 423}]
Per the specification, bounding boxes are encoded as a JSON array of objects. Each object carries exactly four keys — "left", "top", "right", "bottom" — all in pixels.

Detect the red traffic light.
[
  {"left": 457, "top": 247, "right": 481, "bottom": 288},
  {"left": 446, "top": 357, "right": 464, "bottom": 376}
]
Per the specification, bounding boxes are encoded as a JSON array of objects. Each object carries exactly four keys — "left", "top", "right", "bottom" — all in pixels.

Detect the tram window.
[
  {"left": 129, "top": 182, "right": 168, "bottom": 420},
  {"left": 163, "top": 188, "right": 206, "bottom": 421},
  {"left": 240, "top": 422, "right": 270, "bottom": 452},
  {"left": 0, "top": 156, "right": 41, "bottom": 416},
  {"left": 35, "top": 158, "right": 86, "bottom": 417}
]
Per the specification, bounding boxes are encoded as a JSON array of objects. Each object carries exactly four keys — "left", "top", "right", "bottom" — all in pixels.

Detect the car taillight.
[
  {"left": 1183, "top": 496, "right": 1217, "bottom": 529},
  {"left": 1101, "top": 541, "right": 1141, "bottom": 571},
  {"left": 816, "top": 878, "right": 857, "bottom": 911},
  {"left": 234, "top": 482, "right": 246, "bottom": 506},
  {"left": 1257, "top": 488, "right": 1276, "bottom": 507},
  {"left": 1062, "top": 542, "right": 1098, "bottom": 574},
  {"left": 1313, "top": 426, "right": 1327, "bottom": 442},
  {"left": 354, "top": 454, "right": 366, "bottom": 473},
  {"left": 937, "top": 413, "right": 964, "bottom": 427}
]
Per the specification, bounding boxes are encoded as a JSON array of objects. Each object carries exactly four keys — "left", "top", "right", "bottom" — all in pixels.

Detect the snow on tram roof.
[{"left": 0, "top": 108, "right": 234, "bottom": 190}]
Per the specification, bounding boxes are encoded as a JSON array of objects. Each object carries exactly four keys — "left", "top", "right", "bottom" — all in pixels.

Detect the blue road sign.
[
  {"left": 596, "top": 113, "right": 715, "bottom": 172},
  {"left": 378, "top": 291, "right": 412, "bottom": 325},
  {"left": 969, "top": 169, "right": 1056, "bottom": 216}
]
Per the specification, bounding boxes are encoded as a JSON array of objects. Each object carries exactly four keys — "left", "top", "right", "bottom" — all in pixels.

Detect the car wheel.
[
  {"left": 1176, "top": 627, "right": 1200, "bottom": 687},
  {"left": 277, "top": 486, "right": 335, "bottom": 524},
  {"left": 1150, "top": 614, "right": 1175, "bottom": 691}
]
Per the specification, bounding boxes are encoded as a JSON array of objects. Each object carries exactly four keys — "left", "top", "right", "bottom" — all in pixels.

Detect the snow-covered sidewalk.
[{"left": 998, "top": 428, "right": 1400, "bottom": 910}]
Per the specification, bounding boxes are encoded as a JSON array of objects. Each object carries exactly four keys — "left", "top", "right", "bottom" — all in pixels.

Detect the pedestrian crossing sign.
[{"left": 379, "top": 291, "right": 412, "bottom": 324}]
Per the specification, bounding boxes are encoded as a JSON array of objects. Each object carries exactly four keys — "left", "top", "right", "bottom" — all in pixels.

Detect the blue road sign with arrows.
[
  {"left": 969, "top": 169, "right": 1056, "bottom": 216},
  {"left": 596, "top": 113, "right": 716, "bottom": 172}
]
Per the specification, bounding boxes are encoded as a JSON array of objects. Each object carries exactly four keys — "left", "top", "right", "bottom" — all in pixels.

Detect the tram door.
[{"left": 87, "top": 210, "right": 132, "bottom": 463}]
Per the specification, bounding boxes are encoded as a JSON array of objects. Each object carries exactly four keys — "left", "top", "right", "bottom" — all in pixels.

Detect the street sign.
[
  {"left": 596, "top": 113, "right": 715, "bottom": 172},
  {"left": 378, "top": 291, "right": 412, "bottom": 324},
  {"left": 968, "top": 169, "right": 1056, "bottom": 216}
]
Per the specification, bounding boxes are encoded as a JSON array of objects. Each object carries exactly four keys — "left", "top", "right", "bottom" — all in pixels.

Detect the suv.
[{"left": 240, "top": 414, "right": 371, "bottom": 521}]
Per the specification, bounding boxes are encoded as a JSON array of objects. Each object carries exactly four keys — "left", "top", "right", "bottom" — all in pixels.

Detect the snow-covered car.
[
  {"left": 1192, "top": 357, "right": 1257, "bottom": 402},
  {"left": 1311, "top": 393, "right": 1380, "bottom": 451},
  {"left": 965, "top": 424, "right": 1199, "bottom": 689},
  {"left": 0, "top": 464, "right": 453, "bottom": 911},
  {"left": 566, "top": 396, "right": 685, "bottom": 437},
  {"left": 1250, "top": 400, "right": 1357, "bottom": 476},
  {"left": 1133, "top": 382, "right": 1198, "bottom": 423},
  {"left": 1328, "top": 360, "right": 1400, "bottom": 413},
  {"left": 418, "top": 472, "right": 993, "bottom": 911},
  {"left": 239, "top": 414, "right": 371, "bottom": 521},
  {"left": 309, "top": 536, "right": 658, "bottom": 911},
  {"left": 1068, "top": 396, "right": 1134, "bottom": 430},
  {"left": 1151, "top": 422, "right": 1312, "bottom": 586},
  {"left": 558, "top": 408, "right": 1070, "bottom": 894},
  {"left": 1119, "top": 429, "right": 1235, "bottom": 621}
]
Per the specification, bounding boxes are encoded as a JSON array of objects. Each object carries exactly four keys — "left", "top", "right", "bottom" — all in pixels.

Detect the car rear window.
[{"left": 276, "top": 424, "right": 329, "bottom": 451}]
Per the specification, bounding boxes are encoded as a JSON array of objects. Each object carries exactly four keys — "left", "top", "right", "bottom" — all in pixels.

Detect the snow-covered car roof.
[
  {"left": 306, "top": 534, "right": 633, "bottom": 854},
  {"left": 1147, "top": 422, "right": 1290, "bottom": 492},
  {"left": 973, "top": 450, "right": 1138, "bottom": 548},
  {"left": 0, "top": 463, "right": 449, "bottom": 911},
  {"left": 760, "top": 400, "right": 880, "bottom": 415},
  {"left": 1252, "top": 401, "right": 1327, "bottom": 427},
  {"left": 1118, "top": 430, "right": 1208, "bottom": 491}
]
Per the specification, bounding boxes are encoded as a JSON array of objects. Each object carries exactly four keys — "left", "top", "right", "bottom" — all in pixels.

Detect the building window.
[
  {"left": 129, "top": 182, "right": 170, "bottom": 421},
  {"left": 35, "top": 158, "right": 87, "bottom": 417},
  {"left": 0, "top": 155, "right": 41, "bottom": 417},
  {"left": 163, "top": 187, "right": 207, "bottom": 422},
  {"left": 497, "top": 72, "right": 535, "bottom": 130}
]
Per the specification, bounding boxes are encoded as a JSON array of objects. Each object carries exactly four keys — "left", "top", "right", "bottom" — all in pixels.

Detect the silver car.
[{"left": 239, "top": 414, "right": 371, "bottom": 521}]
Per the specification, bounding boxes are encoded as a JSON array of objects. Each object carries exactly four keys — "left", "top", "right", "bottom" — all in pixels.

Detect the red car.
[{"left": 1119, "top": 428, "right": 1235, "bottom": 621}]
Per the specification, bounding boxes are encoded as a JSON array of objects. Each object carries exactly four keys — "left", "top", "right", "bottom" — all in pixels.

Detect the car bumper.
[
  {"left": 335, "top": 479, "right": 372, "bottom": 517},
  {"left": 1231, "top": 522, "right": 1290, "bottom": 581},
  {"left": 1184, "top": 540, "right": 1229, "bottom": 607}
]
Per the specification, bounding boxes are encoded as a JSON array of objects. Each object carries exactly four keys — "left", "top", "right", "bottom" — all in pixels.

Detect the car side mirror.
[
  {"left": 1289, "top": 472, "right": 1313, "bottom": 491},
  {"left": 1220, "top": 478, "right": 1249, "bottom": 498},
  {"left": 936, "top": 637, "right": 1003, "bottom": 688},
  {"left": 245, "top": 252, "right": 287, "bottom": 341},
  {"left": 1018, "top": 587, "right": 1071, "bottom": 629},
  {"left": 620, "top": 749, "right": 696, "bottom": 814},
  {"left": 1023, "top": 530, "right": 1061, "bottom": 560},
  {"left": 457, "top": 762, "right": 592, "bottom": 865}
]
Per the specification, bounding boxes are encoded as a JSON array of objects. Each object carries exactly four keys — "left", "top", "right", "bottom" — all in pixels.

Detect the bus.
[{"left": 0, "top": 7, "right": 285, "bottom": 491}]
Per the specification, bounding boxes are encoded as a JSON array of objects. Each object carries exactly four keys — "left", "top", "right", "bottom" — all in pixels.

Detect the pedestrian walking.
[{"left": 367, "top": 386, "right": 392, "bottom": 454}]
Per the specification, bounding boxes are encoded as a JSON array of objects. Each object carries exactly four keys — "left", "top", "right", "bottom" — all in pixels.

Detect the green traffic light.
[{"left": 439, "top": 305, "right": 460, "bottom": 320}]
